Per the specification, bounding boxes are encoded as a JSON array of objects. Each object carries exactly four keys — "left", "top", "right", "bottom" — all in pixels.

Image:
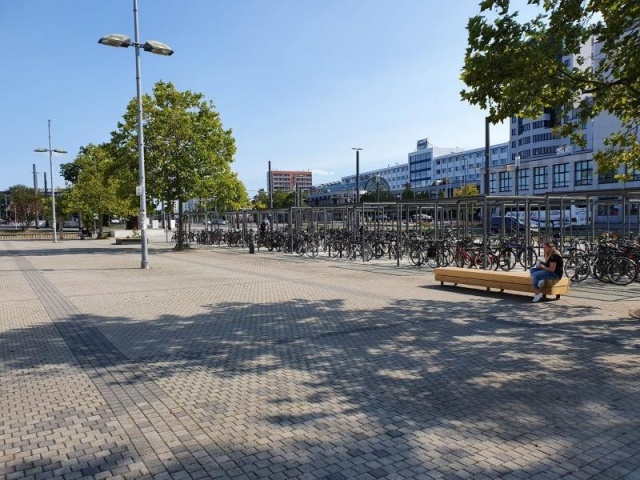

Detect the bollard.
[{"left": 248, "top": 230, "right": 255, "bottom": 254}]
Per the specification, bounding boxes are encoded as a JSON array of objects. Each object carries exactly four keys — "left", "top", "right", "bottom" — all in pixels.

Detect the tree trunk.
[{"left": 175, "top": 199, "right": 188, "bottom": 250}]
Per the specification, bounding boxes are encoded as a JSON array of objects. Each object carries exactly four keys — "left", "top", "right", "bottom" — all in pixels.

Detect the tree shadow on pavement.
[{"left": 1, "top": 295, "right": 639, "bottom": 478}]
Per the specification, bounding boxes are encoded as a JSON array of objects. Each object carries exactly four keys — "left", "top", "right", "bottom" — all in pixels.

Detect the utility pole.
[
  {"left": 484, "top": 117, "right": 490, "bottom": 196},
  {"left": 268, "top": 161, "right": 273, "bottom": 209},
  {"left": 352, "top": 148, "right": 363, "bottom": 203}
]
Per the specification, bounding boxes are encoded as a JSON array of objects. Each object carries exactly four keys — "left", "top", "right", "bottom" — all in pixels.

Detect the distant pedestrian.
[{"left": 260, "top": 218, "right": 269, "bottom": 236}]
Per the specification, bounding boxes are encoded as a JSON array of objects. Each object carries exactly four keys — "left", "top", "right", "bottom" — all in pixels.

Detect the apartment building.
[
  {"left": 429, "top": 143, "right": 508, "bottom": 196},
  {"left": 342, "top": 163, "right": 409, "bottom": 193},
  {"left": 494, "top": 38, "right": 639, "bottom": 197},
  {"left": 304, "top": 38, "right": 639, "bottom": 209},
  {"left": 267, "top": 170, "right": 313, "bottom": 193}
]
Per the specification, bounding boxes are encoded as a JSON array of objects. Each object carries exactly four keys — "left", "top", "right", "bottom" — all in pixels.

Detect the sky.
[{"left": 0, "top": 0, "right": 510, "bottom": 196}]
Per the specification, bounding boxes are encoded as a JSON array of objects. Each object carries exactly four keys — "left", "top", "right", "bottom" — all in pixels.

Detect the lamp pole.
[
  {"left": 99, "top": 0, "right": 173, "bottom": 269},
  {"left": 484, "top": 117, "right": 490, "bottom": 195},
  {"left": 34, "top": 119, "right": 67, "bottom": 243},
  {"left": 132, "top": 1, "right": 149, "bottom": 268},
  {"left": 515, "top": 155, "right": 521, "bottom": 195},
  {"left": 352, "top": 148, "right": 363, "bottom": 203}
]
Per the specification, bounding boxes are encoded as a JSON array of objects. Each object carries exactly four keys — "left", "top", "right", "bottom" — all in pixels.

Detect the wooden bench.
[{"left": 434, "top": 267, "right": 570, "bottom": 299}]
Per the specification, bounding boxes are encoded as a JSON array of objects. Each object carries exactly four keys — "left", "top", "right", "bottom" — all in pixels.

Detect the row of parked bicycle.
[{"left": 174, "top": 226, "right": 640, "bottom": 286}]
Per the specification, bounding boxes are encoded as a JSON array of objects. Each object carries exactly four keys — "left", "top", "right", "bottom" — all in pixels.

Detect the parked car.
[
  {"left": 210, "top": 218, "right": 226, "bottom": 226},
  {"left": 488, "top": 216, "right": 525, "bottom": 234},
  {"left": 410, "top": 213, "right": 433, "bottom": 222}
]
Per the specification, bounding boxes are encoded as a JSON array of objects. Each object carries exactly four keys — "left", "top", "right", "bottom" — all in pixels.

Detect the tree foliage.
[
  {"left": 252, "top": 189, "right": 270, "bottom": 210},
  {"left": 401, "top": 186, "right": 415, "bottom": 200},
  {"left": 110, "top": 81, "right": 238, "bottom": 249},
  {"left": 360, "top": 190, "right": 396, "bottom": 202},
  {"left": 272, "top": 190, "right": 296, "bottom": 209},
  {"left": 453, "top": 183, "right": 480, "bottom": 197},
  {"left": 461, "top": 0, "right": 640, "bottom": 176},
  {"left": 60, "top": 144, "right": 133, "bottom": 237},
  {"left": 250, "top": 189, "right": 301, "bottom": 209},
  {"left": 9, "top": 185, "right": 40, "bottom": 230}
]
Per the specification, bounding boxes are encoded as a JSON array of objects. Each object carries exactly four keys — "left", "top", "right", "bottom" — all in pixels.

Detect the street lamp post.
[
  {"left": 34, "top": 119, "right": 67, "bottom": 243},
  {"left": 352, "top": 148, "right": 363, "bottom": 204},
  {"left": 99, "top": 0, "right": 173, "bottom": 269},
  {"left": 484, "top": 117, "right": 490, "bottom": 195},
  {"left": 515, "top": 155, "right": 521, "bottom": 195}
]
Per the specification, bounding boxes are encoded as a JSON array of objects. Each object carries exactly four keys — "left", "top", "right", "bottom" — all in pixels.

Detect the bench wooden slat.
[{"left": 434, "top": 267, "right": 569, "bottom": 297}]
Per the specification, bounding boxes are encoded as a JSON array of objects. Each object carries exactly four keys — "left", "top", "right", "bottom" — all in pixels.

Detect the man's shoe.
[{"left": 532, "top": 293, "right": 543, "bottom": 303}]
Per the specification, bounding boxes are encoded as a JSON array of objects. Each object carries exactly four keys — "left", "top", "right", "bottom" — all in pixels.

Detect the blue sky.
[{"left": 0, "top": 0, "right": 509, "bottom": 196}]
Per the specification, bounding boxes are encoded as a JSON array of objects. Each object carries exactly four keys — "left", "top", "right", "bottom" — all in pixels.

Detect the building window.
[
  {"left": 490, "top": 172, "right": 496, "bottom": 194},
  {"left": 533, "top": 166, "right": 548, "bottom": 190},
  {"left": 575, "top": 161, "right": 593, "bottom": 186},
  {"left": 598, "top": 171, "right": 617, "bottom": 184},
  {"left": 553, "top": 163, "right": 569, "bottom": 188},
  {"left": 517, "top": 168, "right": 529, "bottom": 191},
  {"left": 499, "top": 171, "right": 512, "bottom": 192}
]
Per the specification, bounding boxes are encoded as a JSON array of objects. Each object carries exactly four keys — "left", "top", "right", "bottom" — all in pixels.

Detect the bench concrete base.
[{"left": 434, "top": 267, "right": 570, "bottom": 298}]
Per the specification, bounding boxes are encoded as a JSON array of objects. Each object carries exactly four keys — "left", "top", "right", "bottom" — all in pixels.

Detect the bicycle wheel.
[
  {"left": 607, "top": 258, "right": 637, "bottom": 286},
  {"left": 498, "top": 248, "right": 516, "bottom": 271},
  {"left": 439, "top": 248, "right": 454, "bottom": 266},
  {"left": 362, "top": 244, "right": 373, "bottom": 262},
  {"left": 426, "top": 253, "right": 439, "bottom": 268},
  {"left": 409, "top": 247, "right": 425, "bottom": 266},
  {"left": 454, "top": 252, "right": 472, "bottom": 268},
  {"left": 518, "top": 247, "right": 538, "bottom": 269},
  {"left": 475, "top": 253, "right": 496, "bottom": 270},
  {"left": 564, "top": 255, "right": 590, "bottom": 282},
  {"left": 306, "top": 241, "right": 319, "bottom": 258},
  {"left": 592, "top": 258, "right": 610, "bottom": 283},
  {"left": 372, "top": 243, "right": 386, "bottom": 259}
]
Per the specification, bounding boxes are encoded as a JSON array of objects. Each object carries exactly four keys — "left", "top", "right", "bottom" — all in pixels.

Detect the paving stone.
[{"left": 1, "top": 243, "right": 639, "bottom": 480}]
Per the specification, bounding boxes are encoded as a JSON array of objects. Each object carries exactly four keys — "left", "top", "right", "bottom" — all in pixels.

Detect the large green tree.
[
  {"left": 461, "top": 0, "right": 640, "bottom": 176},
  {"left": 111, "top": 81, "right": 238, "bottom": 249},
  {"left": 61, "top": 144, "right": 133, "bottom": 237},
  {"left": 198, "top": 172, "right": 250, "bottom": 213},
  {"left": 9, "top": 185, "right": 40, "bottom": 230},
  {"left": 272, "top": 190, "right": 296, "bottom": 209},
  {"left": 252, "top": 189, "right": 269, "bottom": 210}
]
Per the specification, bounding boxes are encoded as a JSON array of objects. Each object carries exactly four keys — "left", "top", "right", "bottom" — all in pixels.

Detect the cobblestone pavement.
[{"left": 1, "top": 238, "right": 639, "bottom": 480}]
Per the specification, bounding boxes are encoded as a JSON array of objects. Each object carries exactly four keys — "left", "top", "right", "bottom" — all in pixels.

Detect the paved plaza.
[{"left": 1, "top": 236, "right": 639, "bottom": 480}]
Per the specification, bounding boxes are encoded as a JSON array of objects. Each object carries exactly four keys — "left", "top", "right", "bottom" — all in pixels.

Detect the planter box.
[{"left": 115, "top": 238, "right": 147, "bottom": 245}]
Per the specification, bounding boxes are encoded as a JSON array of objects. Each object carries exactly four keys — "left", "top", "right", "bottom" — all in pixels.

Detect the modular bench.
[{"left": 434, "top": 267, "right": 570, "bottom": 299}]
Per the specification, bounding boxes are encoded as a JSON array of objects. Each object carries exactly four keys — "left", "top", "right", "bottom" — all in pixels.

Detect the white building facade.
[{"left": 307, "top": 38, "right": 639, "bottom": 206}]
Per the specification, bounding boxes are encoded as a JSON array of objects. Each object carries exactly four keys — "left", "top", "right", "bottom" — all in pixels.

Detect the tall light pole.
[
  {"left": 515, "top": 154, "right": 521, "bottom": 195},
  {"left": 99, "top": 0, "right": 173, "bottom": 269},
  {"left": 352, "top": 148, "right": 363, "bottom": 203},
  {"left": 34, "top": 120, "right": 67, "bottom": 243},
  {"left": 484, "top": 117, "right": 490, "bottom": 195}
]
